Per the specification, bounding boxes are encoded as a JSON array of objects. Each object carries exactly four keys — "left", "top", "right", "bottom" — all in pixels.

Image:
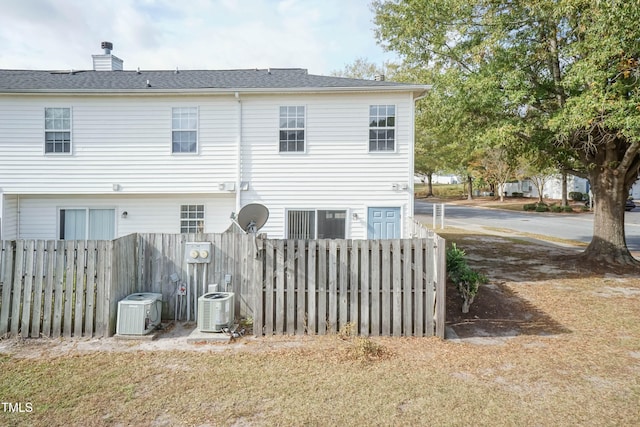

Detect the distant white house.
[
  {"left": 414, "top": 174, "right": 460, "bottom": 184},
  {"left": 0, "top": 44, "right": 428, "bottom": 241},
  {"left": 504, "top": 175, "right": 640, "bottom": 200}
]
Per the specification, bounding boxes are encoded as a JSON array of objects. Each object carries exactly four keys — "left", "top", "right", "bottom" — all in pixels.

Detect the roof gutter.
[
  {"left": 0, "top": 85, "right": 431, "bottom": 96},
  {"left": 413, "top": 86, "right": 431, "bottom": 102}
]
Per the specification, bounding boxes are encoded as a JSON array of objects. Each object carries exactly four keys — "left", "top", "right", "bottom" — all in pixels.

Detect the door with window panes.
[{"left": 367, "top": 207, "right": 401, "bottom": 239}]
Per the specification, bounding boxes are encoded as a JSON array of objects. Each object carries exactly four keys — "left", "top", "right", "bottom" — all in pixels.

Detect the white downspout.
[
  {"left": 16, "top": 194, "right": 20, "bottom": 240},
  {"left": 235, "top": 91, "right": 242, "bottom": 213},
  {"left": 409, "top": 90, "right": 428, "bottom": 237}
]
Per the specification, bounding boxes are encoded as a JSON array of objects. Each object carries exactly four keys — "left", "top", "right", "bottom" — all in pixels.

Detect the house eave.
[{"left": 0, "top": 85, "right": 431, "bottom": 97}]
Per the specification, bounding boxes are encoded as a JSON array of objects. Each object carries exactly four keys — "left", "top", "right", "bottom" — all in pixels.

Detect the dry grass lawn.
[{"left": 1, "top": 227, "right": 639, "bottom": 426}]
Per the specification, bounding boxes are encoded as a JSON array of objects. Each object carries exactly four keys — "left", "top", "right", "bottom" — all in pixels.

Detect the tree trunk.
[
  {"left": 467, "top": 175, "right": 473, "bottom": 200},
  {"left": 461, "top": 293, "right": 475, "bottom": 314},
  {"left": 426, "top": 173, "right": 434, "bottom": 197},
  {"left": 561, "top": 171, "right": 568, "bottom": 207},
  {"left": 581, "top": 169, "right": 638, "bottom": 265}
]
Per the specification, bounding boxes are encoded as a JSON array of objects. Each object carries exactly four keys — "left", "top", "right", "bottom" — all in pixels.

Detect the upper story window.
[
  {"left": 45, "top": 108, "right": 71, "bottom": 153},
  {"left": 279, "top": 106, "right": 305, "bottom": 152},
  {"left": 369, "top": 105, "right": 395, "bottom": 152},
  {"left": 172, "top": 107, "right": 198, "bottom": 153}
]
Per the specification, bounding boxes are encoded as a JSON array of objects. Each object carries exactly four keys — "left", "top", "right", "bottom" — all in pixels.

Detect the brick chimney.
[{"left": 92, "top": 42, "right": 123, "bottom": 71}]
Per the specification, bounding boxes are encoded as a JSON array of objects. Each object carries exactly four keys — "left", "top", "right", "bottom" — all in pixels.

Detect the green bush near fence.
[{"left": 446, "top": 243, "right": 487, "bottom": 314}]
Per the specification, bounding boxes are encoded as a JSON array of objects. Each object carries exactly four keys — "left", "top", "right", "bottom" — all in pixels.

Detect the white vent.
[
  {"left": 116, "top": 293, "right": 162, "bottom": 335},
  {"left": 197, "top": 292, "right": 234, "bottom": 332}
]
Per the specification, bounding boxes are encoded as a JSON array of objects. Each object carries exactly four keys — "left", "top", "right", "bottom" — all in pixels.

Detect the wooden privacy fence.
[
  {"left": 0, "top": 234, "right": 136, "bottom": 339},
  {"left": 136, "top": 232, "right": 256, "bottom": 321},
  {"left": 253, "top": 232, "right": 446, "bottom": 338},
  {"left": 0, "top": 225, "right": 445, "bottom": 339}
]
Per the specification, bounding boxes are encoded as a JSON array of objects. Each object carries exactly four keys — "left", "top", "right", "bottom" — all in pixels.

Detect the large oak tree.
[{"left": 374, "top": 0, "right": 640, "bottom": 266}]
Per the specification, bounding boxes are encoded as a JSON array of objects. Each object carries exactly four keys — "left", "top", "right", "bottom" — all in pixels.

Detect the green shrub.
[
  {"left": 563, "top": 205, "right": 574, "bottom": 213},
  {"left": 535, "top": 204, "right": 549, "bottom": 212},
  {"left": 523, "top": 203, "right": 537, "bottom": 211},
  {"left": 550, "top": 205, "right": 562, "bottom": 212},
  {"left": 569, "top": 191, "right": 583, "bottom": 201},
  {"left": 446, "top": 244, "right": 487, "bottom": 313},
  {"left": 511, "top": 192, "right": 524, "bottom": 198}
]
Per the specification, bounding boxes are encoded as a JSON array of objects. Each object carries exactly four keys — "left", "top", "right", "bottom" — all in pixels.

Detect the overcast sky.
[{"left": 0, "top": 0, "right": 396, "bottom": 75}]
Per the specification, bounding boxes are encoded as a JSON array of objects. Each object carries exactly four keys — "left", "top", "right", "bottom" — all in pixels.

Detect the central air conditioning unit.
[
  {"left": 116, "top": 293, "right": 163, "bottom": 335},
  {"left": 197, "top": 292, "right": 234, "bottom": 332}
]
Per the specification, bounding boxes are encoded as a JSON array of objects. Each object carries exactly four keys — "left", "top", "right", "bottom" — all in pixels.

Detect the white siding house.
[
  {"left": 0, "top": 47, "right": 428, "bottom": 240},
  {"left": 504, "top": 175, "right": 640, "bottom": 200},
  {"left": 503, "top": 175, "right": 589, "bottom": 200}
]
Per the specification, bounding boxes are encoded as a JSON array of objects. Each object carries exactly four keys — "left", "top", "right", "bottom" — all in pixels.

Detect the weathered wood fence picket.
[
  {"left": 253, "top": 233, "right": 446, "bottom": 338},
  {"left": 1, "top": 223, "right": 445, "bottom": 339},
  {"left": 0, "top": 234, "right": 136, "bottom": 339}
]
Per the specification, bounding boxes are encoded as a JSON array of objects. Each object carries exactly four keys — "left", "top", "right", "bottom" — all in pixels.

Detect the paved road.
[{"left": 415, "top": 199, "right": 640, "bottom": 251}]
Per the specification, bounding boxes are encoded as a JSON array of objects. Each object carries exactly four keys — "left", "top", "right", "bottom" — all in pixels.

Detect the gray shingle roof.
[{"left": 0, "top": 68, "right": 427, "bottom": 93}]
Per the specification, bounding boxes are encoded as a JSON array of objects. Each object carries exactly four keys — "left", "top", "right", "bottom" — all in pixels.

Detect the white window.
[
  {"left": 59, "top": 208, "right": 115, "bottom": 240},
  {"left": 172, "top": 107, "right": 198, "bottom": 153},
  {"left": 45, "top": 108, "right": 71, "bottom": 153},
  {"left": 369, "top": 105, "right": 395, "bottom": 152},
  {"left": 180, "top": 204, "right": 204, "bottom": 233},
  {"left": 279, "top": 106, "right": 305, "bottom": 152},
  {"left": 287, "top": 209, "right": 346, "bottom": 239}
]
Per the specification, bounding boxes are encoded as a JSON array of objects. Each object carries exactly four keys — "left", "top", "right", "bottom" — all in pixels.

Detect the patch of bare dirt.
[{"left": 440, "top": 228, "right": 639, "bottom": 340}]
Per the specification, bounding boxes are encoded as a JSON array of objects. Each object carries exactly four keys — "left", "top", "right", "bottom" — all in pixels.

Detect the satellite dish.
[{"left": 236, "top": 203, "right": 269, "bottom": 234}]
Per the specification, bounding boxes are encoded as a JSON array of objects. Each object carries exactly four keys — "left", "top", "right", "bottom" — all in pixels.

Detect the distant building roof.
[{"left": 0, "top": 68, "right": 429, "bottom": 94}]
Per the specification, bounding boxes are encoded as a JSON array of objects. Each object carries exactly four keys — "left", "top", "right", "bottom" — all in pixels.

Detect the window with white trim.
[
  {"left": 369, "top": 105, "right": 395, "bottom": 152},
  {"left": 287, "top": 209, "right": 346, "bottom": 239},
  {"left": 279, "top": 106, "right": 305, "bottom": 152},
  {"left": 45, "top": 108, "right": 71, "bottom": 153},
  {"left": 180, "top": 204, "right": 204, "bottom": 233},
  {"left": 59, "top": 208, "right": 115, "bottom": 240},
  {"left": 172, "top": 107, "right": 198, "bottom": 153}
]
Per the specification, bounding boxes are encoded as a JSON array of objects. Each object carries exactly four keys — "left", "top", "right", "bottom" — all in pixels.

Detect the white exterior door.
[{"left": 367, "top": 207, "right": 401, "bottom": 239}]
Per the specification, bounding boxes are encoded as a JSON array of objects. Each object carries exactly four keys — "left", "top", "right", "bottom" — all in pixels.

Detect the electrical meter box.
[{"left": 185, "top": 242, "right": 212, "bottom": 263}]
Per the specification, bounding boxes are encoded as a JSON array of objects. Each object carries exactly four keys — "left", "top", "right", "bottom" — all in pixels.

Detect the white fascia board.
[{"left": 0, "top": 85, "right": 431, "bottom": 97}]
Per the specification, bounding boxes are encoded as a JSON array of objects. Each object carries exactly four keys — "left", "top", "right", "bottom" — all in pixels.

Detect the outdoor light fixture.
[{"left": 121, "top": 211, "right": 128, "bottom": 219}]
